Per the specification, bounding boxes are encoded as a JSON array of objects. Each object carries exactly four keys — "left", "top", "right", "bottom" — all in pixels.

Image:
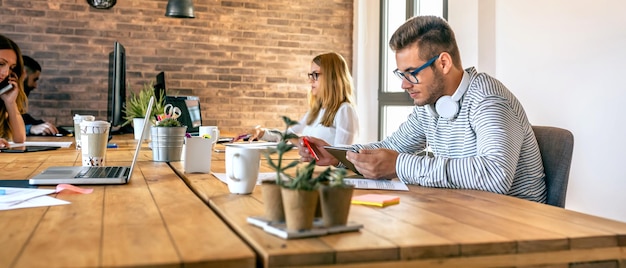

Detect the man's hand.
[
  {"left": 298, "top": 136, "right": 339, "bottom": 166},
  {"left": 30, "top": 122, "right": 59, "bottom": 136},
  {"left": 347, "top": 148, "right": 399, "bottom": 179}
]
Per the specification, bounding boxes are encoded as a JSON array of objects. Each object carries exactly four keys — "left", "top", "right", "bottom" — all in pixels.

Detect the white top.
[{"left": 261, "top": 102, "right": 359, "bottom": 146}]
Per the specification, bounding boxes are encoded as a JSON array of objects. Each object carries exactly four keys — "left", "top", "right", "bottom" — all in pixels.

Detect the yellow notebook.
[{"left": 351, "top": 194, "right": 400, "bottom": 207}]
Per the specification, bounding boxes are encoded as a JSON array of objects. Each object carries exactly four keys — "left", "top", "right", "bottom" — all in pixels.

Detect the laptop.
[
  {"left": 164, "top": 95, "right": 202, "bottom": 135},
  {"left": 29, "top": 97, "right": 155, "bottom": 185}
]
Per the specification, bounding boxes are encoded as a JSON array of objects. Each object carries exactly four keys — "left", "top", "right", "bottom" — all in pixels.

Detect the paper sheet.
[
  {"left": 9, "top": 141, "right": 73, "bottom": 148},
  {"left": 211, "top": 173, "right": 409, "bottom": 191},
  {"left": 0, "top": 187, "right": 70, "bottom": 210},
  {"left": 344, "top": 178, "right": 409, "bottom": 191}
]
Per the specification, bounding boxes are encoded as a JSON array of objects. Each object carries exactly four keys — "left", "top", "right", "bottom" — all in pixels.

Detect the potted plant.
[
  {"left": 123, "top": 81, "right": 166, "bottom": 140},
  {"left": 150, "top": 115, "right": 187, "bottom": 162},
  {"left": 318, "top": 168, "right": 354, "bottom": 227},
  {"left": 263, "top": 116, "right": 345, "bottom": 231},
  {"left": 261, "top": 116, "right": 300, "bottom": 223}
]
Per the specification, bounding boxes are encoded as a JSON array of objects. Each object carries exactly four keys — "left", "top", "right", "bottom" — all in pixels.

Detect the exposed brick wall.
[{"left": 0, "top": 0, "right": 353, "bottom": 134}]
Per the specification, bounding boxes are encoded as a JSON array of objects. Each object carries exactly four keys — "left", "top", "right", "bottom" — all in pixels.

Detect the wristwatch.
[{"left": 86, "top": 0, "right": 116, "bottom": 9}]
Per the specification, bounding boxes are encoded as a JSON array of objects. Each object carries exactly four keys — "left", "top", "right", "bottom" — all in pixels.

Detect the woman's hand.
[
  {"left": 298, "top": 136, "right": 339, "bottom": 166},
  {"left": 0, "top": 74, "right": 18, "bottom": 104},
  {"left": 233, "top": 125, "right": 264, "bottom": 142},
  {"left": 0, "top": 138, "right": 9, "bottom": 149}
]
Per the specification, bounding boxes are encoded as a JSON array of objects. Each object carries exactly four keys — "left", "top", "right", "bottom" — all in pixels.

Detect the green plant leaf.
[
  {"left": 281, "top": 116, "right": 299, "bottom": 127},
  {"left": 276, "top": 142, "right": 293, "bottom": 152},
  {"left": 283, "top": 160, "right": 299, "bottom": 170},
  {"left": 284, "top": 133, "right": 299, "bottom": 140},
  {"left": 122, "top": 81, "right": 166, "bottom": 126}
]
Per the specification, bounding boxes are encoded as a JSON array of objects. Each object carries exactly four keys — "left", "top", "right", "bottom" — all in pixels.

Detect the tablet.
[
  {"left": 323, "top": 146, "right": 361, "bottom": 175},
  {"left": 0, "top": 146, "right": 60, "bottom": 153}
]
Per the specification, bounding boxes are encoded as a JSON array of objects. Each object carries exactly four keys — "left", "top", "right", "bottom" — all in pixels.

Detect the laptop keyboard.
[{"left": 75, "top": 166, "right": 124, "bottom": 178}]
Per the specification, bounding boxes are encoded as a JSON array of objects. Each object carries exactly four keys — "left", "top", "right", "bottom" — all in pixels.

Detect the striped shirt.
[{"left": 354, "top": 67, "right": 546, "bottom": 203}]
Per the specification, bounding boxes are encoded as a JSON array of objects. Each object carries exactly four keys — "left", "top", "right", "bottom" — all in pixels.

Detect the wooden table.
[
  {"left": 0, "top": 135, "right": 255, "bottom": 268},
  {"left": 170, "top": 147, "right": 626, "bottom": 268}
]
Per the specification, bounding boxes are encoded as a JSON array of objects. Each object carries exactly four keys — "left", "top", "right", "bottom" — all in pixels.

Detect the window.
[{"left": 378, "top": 0, "right": 447, "bottom": 139}]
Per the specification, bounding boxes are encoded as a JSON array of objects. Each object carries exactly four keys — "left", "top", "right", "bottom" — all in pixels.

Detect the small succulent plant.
[{"left": 156, "top": 117, "right": 182, "bottom": 127}]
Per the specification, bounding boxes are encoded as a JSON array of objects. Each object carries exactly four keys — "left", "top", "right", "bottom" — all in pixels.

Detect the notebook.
[{"left": 28, "top": 97, "right": 155, "bottom": 185}]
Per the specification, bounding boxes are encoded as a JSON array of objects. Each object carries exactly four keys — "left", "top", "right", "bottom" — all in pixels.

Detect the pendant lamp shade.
[{"left": 165, "top": 0, "right": 195, "bottom": 18}]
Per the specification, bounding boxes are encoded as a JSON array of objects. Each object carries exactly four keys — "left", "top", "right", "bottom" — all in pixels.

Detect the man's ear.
[{"left": 438, "top": 52, "right": 454, "bottom": 74}]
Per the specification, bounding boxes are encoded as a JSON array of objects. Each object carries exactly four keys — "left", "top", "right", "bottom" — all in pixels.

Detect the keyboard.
[{"left": 75, "top": 166, "right": 125, "bottom": 178}]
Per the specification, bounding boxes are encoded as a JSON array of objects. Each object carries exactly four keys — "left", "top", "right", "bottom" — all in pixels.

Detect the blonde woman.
[
  {"left": 0, "top": 34, "right": 27, "bottom": 145},
  {"left": 253, "top": 52, "right": 359, "bottom": 146}
]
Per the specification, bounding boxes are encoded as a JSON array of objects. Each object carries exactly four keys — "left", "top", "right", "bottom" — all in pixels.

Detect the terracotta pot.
[
  {"left": 261, "top": 181, "right": 285, "bottom": 223},
  {"left": 281, "top": 188, "right": 319, "bottom": 231},
  {"left": 318, "top": 185, "right": 354, "bottom": 227}
]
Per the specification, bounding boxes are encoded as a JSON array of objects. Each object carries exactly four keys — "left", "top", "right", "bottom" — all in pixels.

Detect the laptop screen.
[
  {"left": 127, "top": 96, "right": 154, "bottom": 177},
  {"left": 165, "top": 96, "right": 202, "bottom": 134}
]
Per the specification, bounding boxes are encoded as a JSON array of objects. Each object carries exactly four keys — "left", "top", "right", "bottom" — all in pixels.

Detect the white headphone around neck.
[{"left": 425, "top": 84, "right": 468, "bottom": 119}]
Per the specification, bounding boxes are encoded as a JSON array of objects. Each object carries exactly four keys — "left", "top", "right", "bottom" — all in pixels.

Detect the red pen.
[{"left": 302, "top": 137, "right": 319, "bottom": 161}]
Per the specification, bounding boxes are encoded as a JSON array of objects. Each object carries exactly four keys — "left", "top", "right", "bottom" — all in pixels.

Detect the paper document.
[
  {"left": 0, "top": 187, "right": 70, "bottom": 210},
  {"left": 345, "top": 178, "right": 409, "bottom": 191},
  {"left": 212, "top": 172, "right": 409, "bottom": 191},
  {"left": 10, "top": 141, "right": 73, "bottom": 148}
]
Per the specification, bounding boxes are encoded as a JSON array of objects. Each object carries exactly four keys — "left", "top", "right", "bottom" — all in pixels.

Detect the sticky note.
[{"left": 351, "top": 194, "right": 400, "bottom": 207}]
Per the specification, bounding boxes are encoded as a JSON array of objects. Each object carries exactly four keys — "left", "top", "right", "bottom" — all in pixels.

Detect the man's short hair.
[{"left": 22, "top": 55, "right": 41, "bottom": 73}]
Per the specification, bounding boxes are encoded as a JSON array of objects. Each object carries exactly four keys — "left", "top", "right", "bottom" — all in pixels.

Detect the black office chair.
[{"left": 532, "top": 126, "right": 574, "bottom": 208}]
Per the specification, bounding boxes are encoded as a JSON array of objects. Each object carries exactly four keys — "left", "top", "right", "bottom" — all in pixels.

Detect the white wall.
[
  {"left": 353, "top": 0, "right": 380, "bottom": 144},
  {"left": 449, "top": 0, "right": 626, "bottom": 222}
]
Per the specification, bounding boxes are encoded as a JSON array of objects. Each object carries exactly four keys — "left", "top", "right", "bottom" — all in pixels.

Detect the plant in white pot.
[{"left": 123, "top": 82, "right": 166, "bottom": 140}]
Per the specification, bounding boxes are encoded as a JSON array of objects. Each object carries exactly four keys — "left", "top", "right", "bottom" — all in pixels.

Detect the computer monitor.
[
  {"left": 107, "top": 41, "right": 127, "bottom": 132},
  {"left": 154, "top": 71, "right": 166, "bottom": 103},
  {"left": 165, "top": 96, "right": 202, "bottom": 134}
]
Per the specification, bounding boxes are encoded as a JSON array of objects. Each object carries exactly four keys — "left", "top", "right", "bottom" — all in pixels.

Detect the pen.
[{"left": 302, "top": 137, "right": 319, "bottom": 161}]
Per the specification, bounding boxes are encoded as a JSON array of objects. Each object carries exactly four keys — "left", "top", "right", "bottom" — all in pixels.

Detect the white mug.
[
  {"left": 199, "top": 126, "right": 220, "bottom": 144},
  {"left": 225, "top": 145, "right": 261, "bottom": 194}
]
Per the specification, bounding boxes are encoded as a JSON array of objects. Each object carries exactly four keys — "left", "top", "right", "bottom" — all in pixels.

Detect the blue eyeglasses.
[{"left": 393, "top": 55, "right": 440, "bottom": 84}]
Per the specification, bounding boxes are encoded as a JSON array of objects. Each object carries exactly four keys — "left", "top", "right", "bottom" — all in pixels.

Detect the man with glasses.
[{"left": 301, "top": 16, "right": 546, "bottom": 203}]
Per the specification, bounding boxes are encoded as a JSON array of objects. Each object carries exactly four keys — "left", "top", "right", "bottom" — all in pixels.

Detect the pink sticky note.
[{"left": 56, "top": 184, "right": 94, "bottom": 194}]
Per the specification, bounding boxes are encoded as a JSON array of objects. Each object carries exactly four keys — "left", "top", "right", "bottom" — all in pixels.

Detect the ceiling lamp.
[{"left": 165, "top": 0, "right": 195, "bottom": 18}]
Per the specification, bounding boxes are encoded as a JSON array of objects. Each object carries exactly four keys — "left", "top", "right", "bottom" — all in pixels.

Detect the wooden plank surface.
[
  {"left": 0, "top": 134, "right": 255, "bottom": 268},
  {"left": 169, "top": 148, "right": 626, "bottom": 267}
]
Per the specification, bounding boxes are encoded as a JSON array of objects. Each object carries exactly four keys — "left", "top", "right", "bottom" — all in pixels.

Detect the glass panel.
[
  {"left": 381, "top": 105, "right": 414, "bottom": 139},
  {"left": 383, "top": 1, "right": 407, "bottom": 93},
  {"left": 418, "top": 0, "right": 444, "bottom": 16},
  {"left": 378, "top": 0, "right": 447, "bottom": 140}
]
